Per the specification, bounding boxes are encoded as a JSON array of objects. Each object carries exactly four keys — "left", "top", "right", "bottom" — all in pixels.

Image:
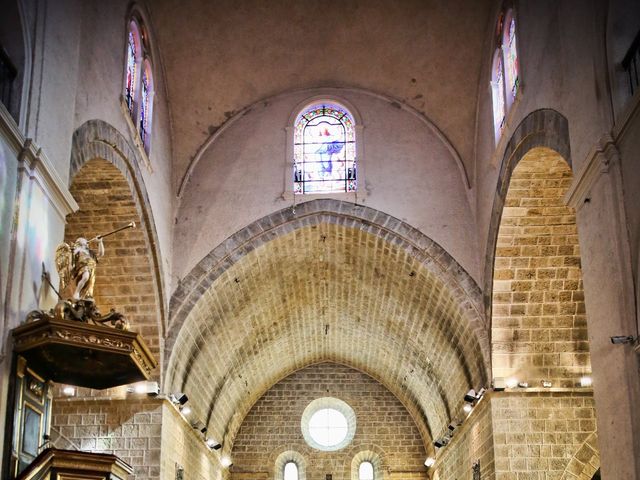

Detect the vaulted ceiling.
[{"left": 151, "top": 0, "right": 495, "bottom": 189}]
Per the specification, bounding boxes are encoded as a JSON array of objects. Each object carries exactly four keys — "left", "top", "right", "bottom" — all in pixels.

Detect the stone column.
[{"left": 566, "top": 135, "right": 640, "bottom": 479}]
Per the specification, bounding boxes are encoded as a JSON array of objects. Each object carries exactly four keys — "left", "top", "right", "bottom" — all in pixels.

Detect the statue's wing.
[{"left": 55, "top": 243, "right": 72, "bottom": 290}]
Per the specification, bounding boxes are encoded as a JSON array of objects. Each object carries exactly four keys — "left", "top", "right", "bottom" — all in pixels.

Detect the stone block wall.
[
  {"left": 50, "top": 397, "right": 163, "bottom": 479},
  {"left": 492, "top": 149, "right": 590, "bottom": 388},
  {"left": 492, "top": 391, "right": 598, "bottom": 480},
  {"left": 231, "top": 362, "right": 428, "bottom": 480},
  {"left": 65, "top": 158, "right": 161, "bottom": 360},
  {"left": 433, "top": 398, "right": 495, "bottom": 480}
]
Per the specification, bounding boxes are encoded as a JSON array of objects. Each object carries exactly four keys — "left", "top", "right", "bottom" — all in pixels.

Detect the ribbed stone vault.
[{"left": 166, "top": 202, "right": 489, "bottom": 454}]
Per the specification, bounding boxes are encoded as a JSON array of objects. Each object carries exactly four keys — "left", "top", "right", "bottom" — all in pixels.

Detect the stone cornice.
[
  {"left": 0, "top": 103, "right": 78, "bottom": 218},
  {"left": 564, "top": 134, "right": 618, "bottom": 210}
]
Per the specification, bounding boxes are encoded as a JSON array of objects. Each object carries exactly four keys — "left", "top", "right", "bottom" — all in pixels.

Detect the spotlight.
[
  {"left": 434, "top": 438, "right": 449, "bottom": 449},
  {"left": 476, "top": 388, "right": 486, "bottom": 398},
  {"left": 580, "top": 376, "right": 592, "bottom": 387},
  {"left": 424, "top": 457, "right": 435, "bottom": 468},
  {"left": 464, "top": 389, "right": 477, "bottom": 403},
  {"left": 448, "top": 423, "right": 456, "bottom": 432},
  {"left": 505, "top": 378, "right": 518, "bottom": 389},
  {"left": 493, "top": 378, "right": 506, "bottom": 391},
  {"left": 463, "top": 403, "right": 473, "bottom": 414},
  {"left": 610, "top": 335, "right": 636, "bottom": 345},
  {"left": 541, "top": 380, "right": 552, "bottom": 388},
  {"left": 517, "top": 382, "right": 529, "bottom": 388},
  {"left": 170, "top": 393, "right": 189, "bottom": 405},
  {"left": 62, "top": 386, "right": 75, "bottom": 396},
  {"left": 221, "top": 456, "right": 232, "bottom": 468},
  {"left": 130, "top": 381, "right": 160, "bottom": 395},
  {"left": 191, "top": 419, "right": 206, "bottom": 432},
  {"left": 181, "top": 406, "right": 192, "bottom": 416},
  {"left": 206, "top": 438, "right": 222, "bottom": 450}
]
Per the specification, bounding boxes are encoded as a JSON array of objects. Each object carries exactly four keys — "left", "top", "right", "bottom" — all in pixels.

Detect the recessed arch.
[
  {"left": 70, "top": 120, "right": 167, "bottom": 373},
  {"left": 560, "top": 432, "right": 600, "bottom": 480},
  {"left": 483, "top": 108, "right": 571, "bottom": 320},
  {"left": 166, "top": 200, "right": 489, "bottom": 457}
]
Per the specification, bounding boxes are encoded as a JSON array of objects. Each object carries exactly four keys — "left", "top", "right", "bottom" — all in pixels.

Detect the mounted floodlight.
[
  {"left": 580, "top": 376, "right": 593, "bottom": 387},
  {"left": 130, "top": 381, "right": 159, "bottom": 395},
  {"left": 434, "top": 438, "right": 449, "bottom": 449},
  {"left": 541, "top": 380, "right": 552, "bottom": 388},
  {"left": 221, "top": 456, "right": 233, "bottom": 468},
  {"left": 62, "top": 386, "right": 76, "bottom": 396},
  {"left": 181, "top": 406, "right": 192, "bottom": 416},
  {"left": 463, "top": 403, "right": 473, "bottom": 414},
  {"left": 464, "top": 389, "right": 477, "bottom": 403},
  {"left": 191, "top": 419, "right": 206, "bottom": 432},
  {"left": 206, "top": 438, "right": 222, "bottom": 450},
  {"left": 610, "top": 335, "right": 636, "bottom": 345},
  {"left": 517, "top": 381, "right": 529, "bottom": 388},
  {"left": 170, "top": 393, "right": 189, "bottom": 405},
  {"left": 476, "top": 388, "right": 486, "bottom": 398},
  {"left": 424, "top": 457, "right": 435, "bottom": 468}
]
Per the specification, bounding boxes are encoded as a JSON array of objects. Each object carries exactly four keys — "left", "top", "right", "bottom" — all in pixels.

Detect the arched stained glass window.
[
  {"left": 125, "top": 23, "right": 140, "bottom": 116},
  {"left": 491, "top": 51, "right": 506, "bottom": 136},
  {"left": 491, "top": 7, "right": 520, "bottom": 141},
  {"left": 284, "top": 462, "right": 298, "bottom": 480},
  {"left": 294, "top": 102, "right": 356, "bottom": 194},
  {"left": 503, "top": 11, "right": 519, "bottom": 100},
  {"left": 139, "top": 62, "right": 153, "bottom": 152},
  {"left": 359, "top": 461, "right": 374, "bottom": 480}
]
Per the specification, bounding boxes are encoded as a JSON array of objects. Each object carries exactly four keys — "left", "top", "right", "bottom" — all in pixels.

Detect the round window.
[{"left": 301, "top": 398, "right": 356, "bottom": 451}]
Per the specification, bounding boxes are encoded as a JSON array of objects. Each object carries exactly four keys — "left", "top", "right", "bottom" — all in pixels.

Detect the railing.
[
  {"left": 622, "top": 30, "right": 640, "bottom": 98},
  {"left": 0, "top": 46, "right": 17, "bottom": 113}
]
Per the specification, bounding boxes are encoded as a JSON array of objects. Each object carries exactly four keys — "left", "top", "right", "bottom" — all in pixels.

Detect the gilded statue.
[{"left": 27, "top": 222, "right": 135, "bottom": 329}]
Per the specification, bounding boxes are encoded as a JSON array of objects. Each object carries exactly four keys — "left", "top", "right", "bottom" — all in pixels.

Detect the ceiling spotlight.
[
  {"left": 181, "top": 406, "right": 192, "bottom": 416},
  {"left": 130, "top": 381, "right": 159, "bottom": 395},
  {"left": 170, "top": 393, "right": 189, "bottom": 405},
  {"left": 541, "top": 380, "right": 552, "bottom": 388},
  {"left": 580, "top": 376, "right": 593, "bottom": 387},
  {"left": 221, "top": 456, "right": 233, "bottom": 468},
  {"left": 505, "top": 378, "right": 518, "bottom": 389},
  {"left": 448, "top": 422, "right": 457, "bottom": 432},
  {"left": 463, "top": 403, "right": 473, "bottom": 414},
  {"left": 206, "top": 438, "right": 222, "bottom": 450},
  {"left": 424, "top": 457, "right": 436, "bottom": 468},
  {"left": 611, "top": 335, "right": 636, "bottom": 345},
  {"left": 62, "top": 386, "right": 76, "bottom": 396},
  {"left": 464, "top": 389, "right": 477, "bottom": 403}
]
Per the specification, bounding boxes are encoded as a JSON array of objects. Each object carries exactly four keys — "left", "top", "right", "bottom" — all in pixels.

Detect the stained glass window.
[
  {"left": 294, "top": 102, "right": 356, "bottom": 194},
  {"left": 125, "top": 28, "right": 138, "bottom": 116},
  {"left": 492, "top": 51, "right": 506, "bottom": 136},
  {"left": 359, "top": 462, "right": 374, "bottom": 480},
  {"left": 139, "top": 63, "right": 152, "bottom": 151},
  {"left": 284, "top": 462, "right": 298, "bottom": 480},
  {"left": 503, "top": 14, "right": 519, "bottom": 100}
]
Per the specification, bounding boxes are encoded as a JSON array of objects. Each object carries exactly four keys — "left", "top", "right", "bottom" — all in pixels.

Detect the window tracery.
[{"left": 491, "top": 7, "right": 519, "bottom": 141}]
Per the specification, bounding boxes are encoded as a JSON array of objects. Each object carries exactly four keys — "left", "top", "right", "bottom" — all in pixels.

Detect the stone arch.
[
  {"left": 484, "top": 108, "right": 571, "bottom": 320},
  {"left": 272, "top": 450, "right": 308, "bottom": 480},
  {"left": 69, "top": 120, "right": 166, "bottom": 374},
  {"left": 490, "top": 145, "right": 591, "bottom": 387},
  {"left": 347, "top": 447, "right": 387, "bottom": 480},
  {"left": 166, "top": 200, "right": 489, "bottom": 458},
  {"left": 560, "top": 432, "right": 600, "bottom": 480}
]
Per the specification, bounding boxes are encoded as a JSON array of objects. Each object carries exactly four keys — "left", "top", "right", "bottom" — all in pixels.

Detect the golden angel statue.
[{"left": 55, "top": 236, "right": 104, "bottom": 301}]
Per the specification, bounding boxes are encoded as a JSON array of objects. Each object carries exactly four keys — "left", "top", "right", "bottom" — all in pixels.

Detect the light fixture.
[
  {"left": 170, "top": 393, "right": 189, "bottom": 405},
  {"left": 434, "top": 438, "right": 449, "bottom": 449},
  {"left": 424, "top": 457, "right": 435, "bottom": 468},
  {"left": 476, "top": 388, "right": 486, "bottom": 398},
  {"left": 129, "top": 381, "right": 159, "bottom": 395},
  {"left": 505, "top": 378, "right": 518, "bottom": 389},
  {"left": 610, "top": 335, "right": 636, "bottom": 345},
  {"left": 541, "top": 380, "right": 552, "bottom": 388},
  {"left": 206, "top": 438, "right": 222, "bottom": 450},
  {"left": 181, "top": 406, "right": 192, "bottom": 416},
  {"left": 191, "top": 419, "right": 206, "bottom": 432},
  {"left": 517, "top": 381, "right": 529, "bottom": 388},
  {"left": 62, "top": 386, "right": 75, "bottom": 396},
  {"left": 580, "top": 376, "right": 593, "bottom": 387},
  {"left": 464, "top": 389, "right": 477, "bottom": 403},
  {"left": 221, "top": 456, "right": 232, "bottom": 468},
  {"left": 463, "top": 403, "right": 473, "bottom": 414}
]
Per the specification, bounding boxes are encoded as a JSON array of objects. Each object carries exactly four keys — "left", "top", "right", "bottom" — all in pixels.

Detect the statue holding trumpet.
[
  {"left": 56, "top": 222, "right": 135, "bottom": 301},
  {"left": 28, "top": 222, "right": 136, "bottom": 329}
]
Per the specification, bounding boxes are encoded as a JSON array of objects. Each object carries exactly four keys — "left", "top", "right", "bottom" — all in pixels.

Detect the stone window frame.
[
  {"left": 300, "top": 397, "right": 356, "bottom": 452},
  {"left": 274, "top": 451, "right": 307, "bottom": 480},
  {"left": 350, "top": 450, "right": 383, "bottom": 480},
  {"left": 284, "top": 94, "right": 365, "bottom": 202}
]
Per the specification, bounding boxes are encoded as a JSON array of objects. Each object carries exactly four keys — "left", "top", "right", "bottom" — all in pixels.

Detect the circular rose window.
[{"left": 301, "top": 397, "right": 356, "bottom": 451}]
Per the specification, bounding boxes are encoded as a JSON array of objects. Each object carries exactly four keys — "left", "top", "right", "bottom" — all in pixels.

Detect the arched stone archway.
[
  {"left": 560, "top": 432, "right": 600, "bottom": 480},
  {"left": 69, "top": 120, "right": 166, "bottom": 374}
]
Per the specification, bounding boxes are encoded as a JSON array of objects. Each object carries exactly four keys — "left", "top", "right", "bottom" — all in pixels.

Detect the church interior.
[{"left": 1, "top": 1, "right": 640, "bottom": 479}]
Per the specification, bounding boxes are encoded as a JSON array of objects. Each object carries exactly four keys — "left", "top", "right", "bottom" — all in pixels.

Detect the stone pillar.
[{"left": 566, "top": 135, "right": 640, "bottom": 479}]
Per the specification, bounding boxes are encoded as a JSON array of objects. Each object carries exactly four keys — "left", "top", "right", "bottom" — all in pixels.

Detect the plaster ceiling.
[{"left": 150, "top": 0, "right": 495, "bottom": 190}]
